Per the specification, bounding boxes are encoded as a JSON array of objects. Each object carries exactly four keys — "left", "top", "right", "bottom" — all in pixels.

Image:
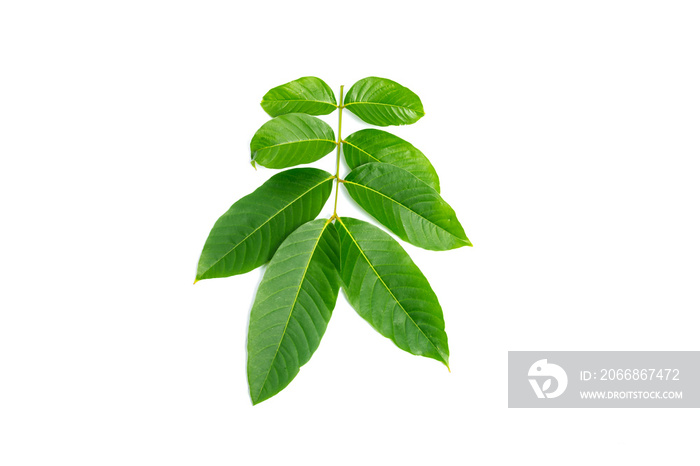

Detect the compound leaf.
[
  {"left": 343, "top": 129, "right": 440, "bottom": 192},
  {"left": 343, "top": 77, "right": 424, "bottom": 126},
  {"left": 195, "top": 168, "right": 333, "bottom": 281},
  {"left": 335, "top": 217, "right": 449, "bottom": 366},
  {"left": 261, "top": 76, "right": 338, "bottom": 117},
  {"left": 247, "top": 219, "right": 341, "bottom": 405},
  {"left": 343, "top": 163, "right": 470, "bottom": 250},
  {"left": 250, "top": 114, "right": 336, "bottom": 169}
]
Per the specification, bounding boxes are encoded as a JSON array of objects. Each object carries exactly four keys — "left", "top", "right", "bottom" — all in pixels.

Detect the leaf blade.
[
  {"left": 343, "top": 129, "right": 440, "bottom": 192},
  {"left": 250, "top": 114, "right": 337, "bottom": 169},
  {"left": 261, "top": 76, "right": 337, "bottom": 117},
  {"left": 335, "top": 217, "right": 449, "bottom": 366},
  {"left": 343, "top": 163, "right": 470, "bottom": 250},
  {"left": 195, "top": 168, "right": 333, "bottom": 281},
  {"left": 247, "top": 219, "right": 341, "bottom": 404},
  {"left": 343, "top": 77, "right": 424, "bottom": 126}
]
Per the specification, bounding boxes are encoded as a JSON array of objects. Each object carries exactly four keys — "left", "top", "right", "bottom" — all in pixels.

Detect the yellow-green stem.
[{"left": 332, "top": 85, "right": 345, "bottom": 218}]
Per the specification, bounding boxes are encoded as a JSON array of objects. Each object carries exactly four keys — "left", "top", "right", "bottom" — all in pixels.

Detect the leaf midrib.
[
  {"left": 255, "top": 220, "right": 331, "bottom": 402},
  {"left": 336, "top": 217, "right": 446, "bottom": 364},
  {"left": 341, "top": 140, "right": 381, "bottom": 163},
  {"left": 343, "top": 101, "right": 425, "bottom": 115},
  {"left": 253, "top": 138, "right": 337, "bottom": 155},
  {"left": 199, "top": 176, "right": 333, "bottom": 278},
  {"left": 342, "top": 179, "right": 466, "bottom": 245},
  {"left": 262, "top": 98, "right": 338, "bottom": 107}
]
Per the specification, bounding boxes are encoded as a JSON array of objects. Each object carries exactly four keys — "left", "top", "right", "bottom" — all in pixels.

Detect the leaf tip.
[
  {"left": 250, "top": 160, "right": 257, "bottom": 170},
  {"left": 193, "top": 278, "right": 199, "bottom": 285},
  {"left": 250, "top": 392, "right": 269, "bottom": 406},
  {"left": 440, "top": 353, "right": 450, "bottom": 372}
]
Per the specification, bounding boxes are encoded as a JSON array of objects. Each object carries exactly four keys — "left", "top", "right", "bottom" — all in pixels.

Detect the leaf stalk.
[{"left": 332, "top": 85, "right": 345, "bottom": 218}]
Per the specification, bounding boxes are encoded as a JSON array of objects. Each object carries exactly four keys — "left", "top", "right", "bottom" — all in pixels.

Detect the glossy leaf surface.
[
  {"left": 247, "top": 219, "right": 341, "bottom": 404},
  {"left": 343, "top": 163, "right": 470, "bottom": 250},
  {"left": 343, "top": 77, "right": 425, "bottom": 126},
  {"left": 250, "top": 114, "right": 336, "bottom": 169},
  {"left": 195, "top": 168, "right": 333, "bottom": 281},
  {"left": 261, "top": 76, "right": 337, "bottom": 117},
  {"left": 343, "top": 129, "right": 440, "bottom": 192},
  {"left": 335, "top": 217, "right": 449, "bottom": 366}
]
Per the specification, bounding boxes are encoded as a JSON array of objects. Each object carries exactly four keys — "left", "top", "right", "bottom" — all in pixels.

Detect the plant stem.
[{"left": 332, "top": 84, "right": 345, "bottom": 219}]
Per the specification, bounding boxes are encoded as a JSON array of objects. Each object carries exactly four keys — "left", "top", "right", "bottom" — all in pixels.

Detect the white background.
[{"left": 1, "top": 1, "right": 699, "bottom": 464}]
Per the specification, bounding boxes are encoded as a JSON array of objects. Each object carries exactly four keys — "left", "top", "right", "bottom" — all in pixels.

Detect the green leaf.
[
  {"left": 247, "top": 219, "right": 341, "bottom": 405},
  {"left": 343, "top": 77, "right": 425, "bottom": 126},
  {"left": 195, "top": 168, "right": 333, "bottom": 281},
  {"left": 250, "top": 114, "right": 337, "bottom": 169},
  {"left": 343, "top": 163, "right": 470, "bottom": 250},
  {"left": 335, "top": 217, "right": 449, "bottom": 367},
  {"left": 343, "top": 129, "right": 440, "bottom": 192},
  {"left": 261, "top": 76, "right": 338, "bottom": 117}
]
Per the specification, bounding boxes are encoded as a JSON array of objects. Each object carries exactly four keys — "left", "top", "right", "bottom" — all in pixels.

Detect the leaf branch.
[{"left": 332, "top": 84, "right": 345, "bottom": 218}]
